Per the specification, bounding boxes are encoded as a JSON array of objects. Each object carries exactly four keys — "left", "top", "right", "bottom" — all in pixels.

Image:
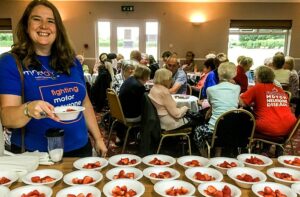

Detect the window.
[
  {"left": 98, "top": 21, "right": 111, "bottom": 54},
  {"left": 97, "top": 20, "right": 159, "bottom": 60},
  {"left": 0, "top": 31, "right": 13, "bottom": 54},
  {"left": 228, "top": 20, "right": 291, "bottom": 69}
]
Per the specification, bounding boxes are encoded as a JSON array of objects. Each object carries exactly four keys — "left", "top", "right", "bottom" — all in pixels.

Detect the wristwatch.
[{"left": 24, "top": 102, "right": 32, "bottom": 118}]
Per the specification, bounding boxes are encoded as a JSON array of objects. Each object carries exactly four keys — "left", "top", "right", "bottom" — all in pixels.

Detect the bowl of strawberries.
[
  {"left": 278, "top": 155, "right": 300, "bottom": 170},
  {"left": 73, "top": 157, "right": 108, "bottom": 171},
  {"left": 22, "top": 169, "right": 63, "bottom": 188},
  {"left": 63, "top": 170, "right": 103, "bottom": 186},
  {"left": 266, "top": 167, "right": 300, "bottom": 186},
  {"left": 185, "top": 167, "right": 223, "bottom": 186},
  {"left": 237, "top": 153, "right": 273, "bottom": 171},
  {"left": 9, "top": 185, "right": 52, "bottom": 197},
  {"left": 56, "top": 185, "right": 101, "bottom": 197},
  {"left": 0, "top": 170, "right": 18, "bottom": 187},
  {"left": 252, "top": 182, "right": 297, "bottom": 197},
  {"left": 108, "top": 154, "right": 142, "bottom": 167},
  {"left": 142, "top": 154, "right": 176, "bottom": 167},
  {"left": 106, "top": 167, "right": 143, "bottom": 181},
  {"left": 198, "top": 181, "right": 241, "bottom": 197},
  {"left": 209, "top": 157, "right": 244, "bottom": 175},
  {"left": 143, "top": 167, "right": 180, "bottom": 184},
  {"left": 177, "top": 155, "right": 210, "bottom": 169},
  {"left": 227, "top": 167, "right": 267, "bottom": 189},
  {"left": 154, "top": 180, "right": 195, "bottom": 197},
  {"left": 103, "top": 179, "right": 145, "bottom": 197}
]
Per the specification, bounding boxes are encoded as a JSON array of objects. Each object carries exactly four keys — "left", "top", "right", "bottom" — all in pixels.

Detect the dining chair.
[
  {"left": 106, "top": 88, "right": 140, "bottom": 153},
  {"left": 205, "top": 109, "right": 256, "bottom": 158},
  {"left": 284, "top": 90, "right": 291, "bottom": 102},
  {"left": 250, "top": 117, "right": 300, "bottom": 155},
  {"left": 140, "top": 93, "right": 192, "bottom": 156}
]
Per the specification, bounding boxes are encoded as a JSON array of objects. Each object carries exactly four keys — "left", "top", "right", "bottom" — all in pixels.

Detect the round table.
[{"left": 172, "top": 94, "right": 199, "bottom": 113}]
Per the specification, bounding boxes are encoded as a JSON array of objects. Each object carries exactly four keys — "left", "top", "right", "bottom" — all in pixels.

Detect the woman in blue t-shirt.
[{"left": 0, "top": 0, "right": 107, "bottom": 157}]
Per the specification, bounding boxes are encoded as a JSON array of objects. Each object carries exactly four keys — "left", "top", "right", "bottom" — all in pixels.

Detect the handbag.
[{"left": 10, "top": 53, "right": 26, "bottom": 153}]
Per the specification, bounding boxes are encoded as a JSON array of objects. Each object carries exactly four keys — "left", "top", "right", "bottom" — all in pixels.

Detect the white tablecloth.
[{"left": 172, "top": 94, "right": 199, "bottom": 113}]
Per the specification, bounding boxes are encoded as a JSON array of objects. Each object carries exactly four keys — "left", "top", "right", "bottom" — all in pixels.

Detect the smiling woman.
[{"left": 0, "top": 0, "right": 107, "bottom": 157}]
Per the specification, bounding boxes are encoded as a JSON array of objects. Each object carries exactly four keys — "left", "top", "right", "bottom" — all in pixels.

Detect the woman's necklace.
[{"left": 41, "top": 64, "right": 58, "bottom": 80}]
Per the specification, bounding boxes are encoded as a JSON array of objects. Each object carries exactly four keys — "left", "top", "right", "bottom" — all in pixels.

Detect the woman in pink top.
[{"left": 148, "top": 68, "right": 189, "bottom": 130}]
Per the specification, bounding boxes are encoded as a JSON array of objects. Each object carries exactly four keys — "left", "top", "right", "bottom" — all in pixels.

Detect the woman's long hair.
[{"left": 11, "top": 0, "right": 75, "bottom": 74}]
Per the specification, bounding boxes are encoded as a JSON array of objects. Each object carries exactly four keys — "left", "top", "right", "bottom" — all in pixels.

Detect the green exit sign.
[{"left": 121, "top": 5, "right": 134, "bottom": 12}]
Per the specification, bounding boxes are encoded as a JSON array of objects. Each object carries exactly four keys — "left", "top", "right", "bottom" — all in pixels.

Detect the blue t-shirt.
[
  {"left": 0, "top": 53, "right": 88, "bottom": 152},
  {"left": 201, "top": 69, "right": 219, "bottom": 98}
]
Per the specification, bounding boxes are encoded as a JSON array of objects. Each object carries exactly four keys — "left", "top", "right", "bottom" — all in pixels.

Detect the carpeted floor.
[{"left": 96, "top": 112, "right": 300, "bottom": 158}]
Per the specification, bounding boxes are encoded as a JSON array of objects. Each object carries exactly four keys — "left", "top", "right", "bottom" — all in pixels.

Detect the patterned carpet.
[{"left": 96, "top": 112, "right": 300, "bottom": 157}]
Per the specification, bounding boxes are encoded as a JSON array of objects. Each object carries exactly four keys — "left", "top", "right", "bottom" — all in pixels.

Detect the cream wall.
[{"left": 0, "top": 1, "right": 300, "bottom": 69}]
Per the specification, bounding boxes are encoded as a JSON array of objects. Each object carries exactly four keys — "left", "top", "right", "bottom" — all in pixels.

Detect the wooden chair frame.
[{"left": 106, "top": 88, "right": 140, "bottom": 153}]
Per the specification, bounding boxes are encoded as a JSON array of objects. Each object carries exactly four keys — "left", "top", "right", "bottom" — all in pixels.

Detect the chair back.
[
  {"left": 284, "top": 90, "right": 292, "bottom": 102},
  {"left": 211, "top": 109, "right": 256, "bottom": 148},
  {"left": 284, "top": 117, "right": 300, "bottom": 144},
  {"left": 186, "top": 84, "right": 192, "bottom": 95},
  {"left": 106, "top": 88, "right": 127, "bottom": 124}
]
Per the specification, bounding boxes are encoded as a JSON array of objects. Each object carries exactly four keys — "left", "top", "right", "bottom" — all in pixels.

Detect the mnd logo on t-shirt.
[
  {"left": 24, "top": 70, "right": 59, "bottom": 80},
  {"left": 265, "top": 88, "right": 288, "bottom": 107}
]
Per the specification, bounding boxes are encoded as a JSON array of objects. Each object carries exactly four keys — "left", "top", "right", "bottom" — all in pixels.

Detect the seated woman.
[
  {"left": 194, "top": 62, "right": 240, "bottom": 156},
  {"left": 192, "top": 58, "right": 217, "bottom": 97},
  {"left": 240, "top": 66, "right": 296, "bottom": 138},
  {"left": 112, "top": 60, "right": 136, "bottom": 93},
  {"left": 148, "top": 68, "right": 189, "bottom": 130},
  {"left": 119, "top": 65, "right": 151, "bottom": 122}
]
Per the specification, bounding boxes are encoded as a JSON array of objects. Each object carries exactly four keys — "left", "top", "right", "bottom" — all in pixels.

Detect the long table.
[{"left": 10, "top": 158, "right": 281, "bottom": 197}]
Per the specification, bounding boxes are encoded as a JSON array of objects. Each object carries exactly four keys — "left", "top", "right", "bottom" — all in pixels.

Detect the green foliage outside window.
[{"left": 230, "top": 34, "right": 285, "bottom": 49}]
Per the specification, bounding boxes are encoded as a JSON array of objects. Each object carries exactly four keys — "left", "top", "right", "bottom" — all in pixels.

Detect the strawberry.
[
  {"left": 31, "top": 176, "right": 41, "bottom": 183},
  {"left": 67, "top": 194, "right": 76, "bottom": 197},
  {"left": 82, "top": 176, "right": 94, "bottom": 184}
]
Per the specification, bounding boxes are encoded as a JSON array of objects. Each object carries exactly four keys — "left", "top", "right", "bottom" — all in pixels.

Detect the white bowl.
[
  {"left": 237, "top": 153, "right": 273, "bottom": 170},
  {"left": 63, "top": 170, "right": 103, "bottom": 186},
  {"left": 227, "top": 167, "right": 267, "bottom": 189},
  {"left": 185, "top": 167, "right": 223, "bottom": 186},
  {"left": 198, "top": 181, "right": 242, "bottom": 197},
  {"left": 143, "top": 167, "right": 180, "bottom": 184},
  {"left": 56, "top": 185, "right": 101, "bottom": 197},
  {"left": 106, "top": 167, "right": 143, "bottom": 181},
  {"left": 252, "top": 182, "right": 297, "bottom": 197},
  {"left": 108, "top": 154, "right": 142, "bottom": 167},
  {"left": 177, "top": 155, "right": 210, "bottom": 169},
  {"left": 142, "top": 154, "right": 176, "bottom": 167},
  {"left": 0, "top": 185, "right": 10, "bottom": 196},
  {"left": 73, "top": 157, "right": 108, "bottom": 171},
  {"left": 209, "top": 157, "right": 244, "bottom": 175},
  {"left": 54, "top": 106, "right": 85, "bottom": 121},
  {"left": 278, "top": 155, "right": 300, "bottom": 170},
  {"left": 9, "top": 185, "right": 52, "bottom": 197},
  {"left": 154, "top": 180, "right": 196, "bottom": 197},
  {"left": 103, "top": 179, "right": 145, "bottom": 197},
  {"left": 22, "top": 169, "right": 63, "bottom": 188},
  {"left": 266, "top": 167, "right": 300, "bottom": 186},
  {"left": 0, "top": 171, "right": 18, "bottom": 187},
  {"left": 291, "top": 183, "right": 300, "bottom": 196}
]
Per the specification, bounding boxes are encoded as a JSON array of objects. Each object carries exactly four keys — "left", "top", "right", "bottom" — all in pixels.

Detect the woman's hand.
[
  {"left": 95, "top": 138, "right": 108, "bottom": 157},
  {"left": 27, "top": 100, "right": 60, "bottom": 121}
]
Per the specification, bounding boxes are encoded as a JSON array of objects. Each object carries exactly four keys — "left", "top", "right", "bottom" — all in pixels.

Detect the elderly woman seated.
[
  {"left": 148, "top": 68, "right": 189, "bottom": 130},
  {"left": 240, "top": 66, "right": 296, "bottom": 137},
  {"left": 194, "top": 62, "right": 240, "bottom": 156},
  {"left": 240, "top": 66, "right": 296, "bottom": 156},
  {"left": 112, "top": 60, "right": 136, "bottom": 93}
]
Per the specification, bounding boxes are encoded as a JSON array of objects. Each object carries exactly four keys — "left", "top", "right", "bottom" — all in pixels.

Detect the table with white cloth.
[
  {"left": 83, "top": 73, "right": 92, "bottom": 85},
  {"left": 187, "top": 72, "right": 201, "bottom": 81},
  {"left": 172, "top": 94, "right": 199, "bottom": 113}
]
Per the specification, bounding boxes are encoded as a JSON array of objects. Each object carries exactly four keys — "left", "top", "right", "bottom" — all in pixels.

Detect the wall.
[{"left": 1, "top": 1, "right": 300, "bottom": 69}]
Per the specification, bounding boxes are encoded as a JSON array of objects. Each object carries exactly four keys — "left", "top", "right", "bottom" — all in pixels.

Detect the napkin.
[
  {"left": 4, "top": 150, "right": 54, "bottom": 165},
  {"left": 0, "top": 155, "right": 39, "bottom": 181}
]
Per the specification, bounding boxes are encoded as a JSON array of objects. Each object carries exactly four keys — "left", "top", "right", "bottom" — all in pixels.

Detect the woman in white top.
[{"left": 273, "top": 54, "right": 290, "bottom": 84}]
